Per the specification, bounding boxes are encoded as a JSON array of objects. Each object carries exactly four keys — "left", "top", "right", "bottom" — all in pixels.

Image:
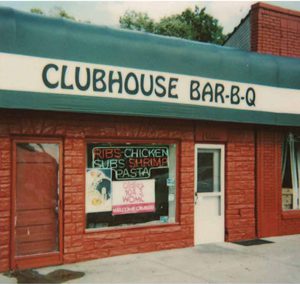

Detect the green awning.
[{"left": 0, "top": 7, "right": 299, "bottom": 126}]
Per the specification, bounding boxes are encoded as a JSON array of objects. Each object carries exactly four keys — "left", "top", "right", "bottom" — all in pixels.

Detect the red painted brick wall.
[
  {"left": 0, "top": 138, "right": 11, "bottom": 272},
  {"left": 251, "top": 2, "right": 300, "bottom": 58},
  {"left": 0, "top": 109, "right": 258, "bottom": 272},
  {"left": 226, "top": 128, "right": 256, "bottom": 241},
  {"left": 256, "top": 127, "right": 300, "bottom": 238},
  {"left": 251, "top": 2, "right": 300, "bottom": 238},
  {"left": 256, "top": 128, "right": 281, "bottom": 237}
]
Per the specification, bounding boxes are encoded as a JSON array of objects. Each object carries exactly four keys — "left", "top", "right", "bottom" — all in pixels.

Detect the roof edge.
[
  {"left": 223, "top": 12, "right": 250, "bottom": 45},
  {"left": 251, "top": 2, "right": 300, "bottom": 18}
]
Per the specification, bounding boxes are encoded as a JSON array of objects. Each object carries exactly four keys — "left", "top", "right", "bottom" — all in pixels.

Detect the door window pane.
[
  {"left": 197, "top": 149, "right": 220, "bottom": 193},
  {"left": 16, "top": 143, "right": 59, "bottom": 256}
]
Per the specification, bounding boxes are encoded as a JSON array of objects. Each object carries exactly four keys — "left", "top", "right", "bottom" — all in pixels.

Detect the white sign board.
[
  {"left": 112, "top": 179, "right": 155, "bottom": 215},
  {"left": 0, "top": 52, "right": 300, "bottom": 115}
]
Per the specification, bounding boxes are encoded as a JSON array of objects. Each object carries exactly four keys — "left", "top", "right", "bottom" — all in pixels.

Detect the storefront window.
[
  {"left": 85, "top": 143, "right": 177, "bottom": 229},
  {"left": 282, "top": 133, "right": 300, "bottom": 210}
]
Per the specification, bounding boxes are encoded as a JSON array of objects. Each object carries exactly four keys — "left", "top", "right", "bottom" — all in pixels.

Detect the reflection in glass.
[
  {"left": 282, "top": 133, "right": 300, "bottom": 210},
  {"left": 197, "top": 150, "right": 220, "bottom": 193}
]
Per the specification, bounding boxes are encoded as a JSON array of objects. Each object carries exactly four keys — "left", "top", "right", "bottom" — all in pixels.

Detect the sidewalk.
[{"left": 1, "top": 234, "right": 300, "bottom": 283}]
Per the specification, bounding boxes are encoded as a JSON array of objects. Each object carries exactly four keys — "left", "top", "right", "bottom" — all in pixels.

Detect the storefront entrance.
[
  {"left": 11, "top": 140, "right": 63, "bottom": 270},
  {"left": 194, "top": 144, "right": 225, "bottom": 244}
]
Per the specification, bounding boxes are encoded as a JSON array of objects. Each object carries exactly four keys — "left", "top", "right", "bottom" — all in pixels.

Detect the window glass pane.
[
  {"left": 282, "top": 143, "right": 292, "bottom": 189},
  {"left": 85, "top": 143, "right": 177, "bottom": 229},
  {"left": 16, "top": 143, "right": 59, "bottom": 256},
  {"left": 197, "top": 149, "right": 220, "bottom": 193},
  {"left": 282, "top": 134, "right": 300, "bottom": 210}
]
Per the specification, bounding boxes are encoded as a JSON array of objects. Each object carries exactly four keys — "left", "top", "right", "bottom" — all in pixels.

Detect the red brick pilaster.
[{"left": 0, "top": 138, "right": 11, "bottom": 272}]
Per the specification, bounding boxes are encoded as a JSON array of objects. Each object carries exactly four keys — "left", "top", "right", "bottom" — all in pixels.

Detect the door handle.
[
  {"left": 54, "top": 199, "right": 62, "bottom": 214},
  {"left": 194, "top": 192, "right": 198, "bottom": 205},
  {"left": 218, "top": 197, "right": 222, "bottom": 216}
]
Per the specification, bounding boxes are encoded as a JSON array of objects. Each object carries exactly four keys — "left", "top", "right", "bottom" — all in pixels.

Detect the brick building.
[
  {"left": 224, "top": 1, "right": 300, "bottom": 237},
  {"left": 225, "top": 2, "right": 300, "bottom": 57},
  {"left": 0, "top": 4, "right": 299, "bottom": 272}
]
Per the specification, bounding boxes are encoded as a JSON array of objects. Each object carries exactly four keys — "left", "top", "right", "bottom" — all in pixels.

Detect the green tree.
[
  {"left": 30, "top": 8, "right": 44, "bottom": 15},
  {"left": 119, "top": 6, "right": 227, "bottom": 45},
  {"left": 120, "top": 10, "right": 154, "bottom": 32},
  {"left": 30, "top": 7, "right": 91, "bottom": 23},
  {"left": 50, "top": 7, "right": 76, "bottom": 21},
  {"left": 30, "top": 6, "right": 76, "bottom": 21}
]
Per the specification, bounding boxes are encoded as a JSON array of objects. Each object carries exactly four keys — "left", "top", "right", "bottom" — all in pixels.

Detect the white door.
[{"left": 194, "top": 144, "right": 225, "bottom": 245}]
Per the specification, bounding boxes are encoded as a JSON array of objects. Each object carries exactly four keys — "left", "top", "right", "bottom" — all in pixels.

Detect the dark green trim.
[
  {"left": 1, "top": 90, "right": 300, "bottom": 126},
  {"left": 0, "top": 7, "right": 299, "bottom": 90}
]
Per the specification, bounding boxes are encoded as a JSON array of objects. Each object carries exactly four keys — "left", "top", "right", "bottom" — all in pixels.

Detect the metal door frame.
[{"left": 194, "top": 143, "right": 225, "bottom": 245}]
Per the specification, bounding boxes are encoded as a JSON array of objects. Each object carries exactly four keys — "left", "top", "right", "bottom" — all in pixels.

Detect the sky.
[{"left": 0, "top": 1, "right": 299, "bottom": 34}]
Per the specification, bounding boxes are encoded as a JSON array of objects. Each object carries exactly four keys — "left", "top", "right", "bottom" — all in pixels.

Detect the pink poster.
[{"left": 112, "top": 179, "right": 155, "bottom": 215}]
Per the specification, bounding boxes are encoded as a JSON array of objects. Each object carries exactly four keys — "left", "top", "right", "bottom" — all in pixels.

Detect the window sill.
[
  {"left": 85, "top": 222, "right": 180, "bottom": 234},
  {"left": 282, "top": 210, "right": 300, "bottom": 220}
]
